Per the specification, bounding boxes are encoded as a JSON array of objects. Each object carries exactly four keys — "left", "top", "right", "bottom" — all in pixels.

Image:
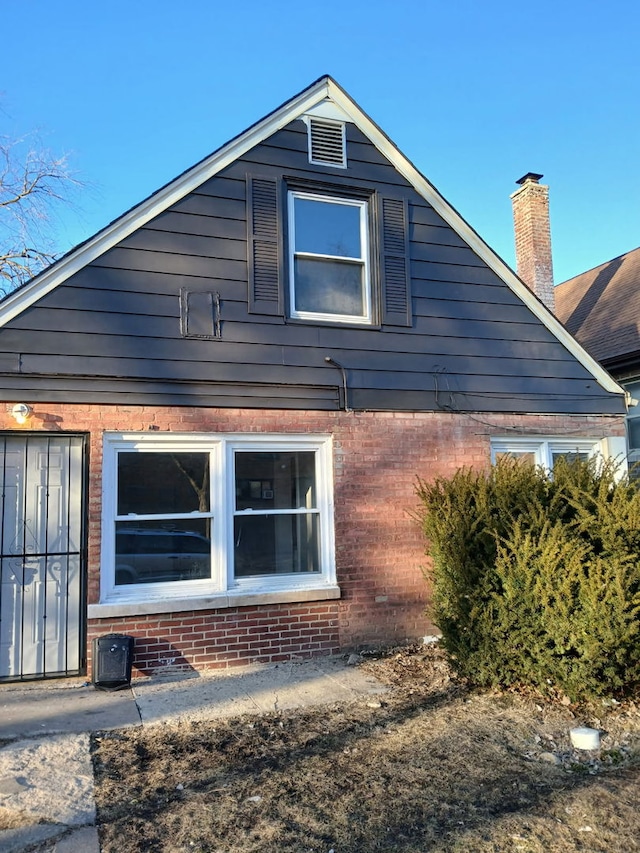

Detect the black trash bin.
[{"left": 93, "top": 634, "right": 134, "bottom": 691}]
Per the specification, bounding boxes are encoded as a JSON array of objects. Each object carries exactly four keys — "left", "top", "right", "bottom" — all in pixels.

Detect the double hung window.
[
  {"left": 234, "top": 450, "right": 320, "bottom": 578},
  {"left": 625, "top": 380, "right": 640, "bottom": 456},
  {"left": 114, "top": 451, "right": 212, "bottom": 586},
  {"left": 491, "top": 438, "right": 598, "bottom": 471},
  {"left": 100, "top": 434, "right": 335, "bottom": 606},
  {"left": 288, "top": 191, "right": 371, "bottom": 324}
]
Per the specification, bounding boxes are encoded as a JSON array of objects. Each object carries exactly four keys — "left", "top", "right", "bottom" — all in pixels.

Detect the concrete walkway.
[{"left": 0, "top": 657, "right": 387, "bottom": 852}]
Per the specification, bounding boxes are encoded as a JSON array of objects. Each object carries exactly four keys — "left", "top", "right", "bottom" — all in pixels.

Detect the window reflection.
[{"left": 234, "top": 451, "right": 320, "bottom": 577}]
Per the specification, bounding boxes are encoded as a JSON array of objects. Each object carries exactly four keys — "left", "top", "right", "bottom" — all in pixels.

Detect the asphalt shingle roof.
[{"left": 555, "top": 246, "right": 640, "bottom": 368}]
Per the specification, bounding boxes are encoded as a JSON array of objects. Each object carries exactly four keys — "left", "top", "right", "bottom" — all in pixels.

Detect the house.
[
  {"left": 555, "top": 247, "right": 640, "bottom": 469},
  {"left": 0, "top": 76, "right": 627, "bottom": 682}
]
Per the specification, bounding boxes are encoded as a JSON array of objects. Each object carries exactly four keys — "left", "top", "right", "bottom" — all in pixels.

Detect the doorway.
[{"left": 0, "top": 434, "right": 86, "bottom": 680}]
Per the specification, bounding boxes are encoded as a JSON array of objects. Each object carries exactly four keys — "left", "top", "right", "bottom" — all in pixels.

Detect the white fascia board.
[
  {"left": 323, "top": 80, "right": 626, "bottom": 399},
  {"left": 0, "top": 78, "right": 335, "bottom": 328}
]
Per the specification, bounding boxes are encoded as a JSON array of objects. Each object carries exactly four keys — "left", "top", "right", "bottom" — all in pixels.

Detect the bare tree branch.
[{"left": 0, "top": 131, "right": 81, "bottom": 293}]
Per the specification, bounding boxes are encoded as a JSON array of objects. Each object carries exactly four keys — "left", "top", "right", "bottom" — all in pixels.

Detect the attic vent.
[{"left": 308, "top": 117, "right": 346, "bottom": 168}]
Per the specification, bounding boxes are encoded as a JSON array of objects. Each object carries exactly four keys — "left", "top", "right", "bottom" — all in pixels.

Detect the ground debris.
[{"left": 92, "top": 644, "right": 640, "bottom": 853}]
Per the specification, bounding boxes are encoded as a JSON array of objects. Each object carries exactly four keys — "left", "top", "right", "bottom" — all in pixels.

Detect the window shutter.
[
  {"left": 379, "top": 197, "right": 411, "bottom": 326},
  {"left": 247, "top": 175, "right": 283, "bottom": 315}
]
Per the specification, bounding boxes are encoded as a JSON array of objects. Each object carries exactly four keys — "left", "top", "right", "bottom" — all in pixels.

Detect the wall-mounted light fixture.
[{"left": 10, "top": 403, "right": 33, "bottom": 424}]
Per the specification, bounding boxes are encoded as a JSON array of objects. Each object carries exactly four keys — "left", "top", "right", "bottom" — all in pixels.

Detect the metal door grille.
[{"left": 0, "top": 433, "right": 87, "bottom": 681}]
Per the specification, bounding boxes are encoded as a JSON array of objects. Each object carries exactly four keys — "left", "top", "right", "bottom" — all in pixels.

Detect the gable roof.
[
  {"left": 556, "top": 246, "right": 640, "bottom": 371},
  {"left": 0, "top": 75, "right": 624, "bottom": 398}
]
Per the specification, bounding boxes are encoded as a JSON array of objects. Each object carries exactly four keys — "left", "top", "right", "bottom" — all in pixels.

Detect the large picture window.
[
  {"left": 288, "top": 191, "right": 371, "bottom": 324},
  {"left": 100, "top": 434, "right": 336, "bottom": 607}
]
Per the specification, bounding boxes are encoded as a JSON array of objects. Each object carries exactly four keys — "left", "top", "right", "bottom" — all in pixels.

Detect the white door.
[{"left": 0, "top": 435, "right": 85, "bottom": 679}]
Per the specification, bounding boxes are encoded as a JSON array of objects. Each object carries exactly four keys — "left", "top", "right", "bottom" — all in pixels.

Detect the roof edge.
[
  {"left": 556, "top": 245, "right": 640, "bottom": 290},
  {"left": 324, "top": 83, "right": 625, "bottom": 399},
  {"left": 0, "top": 76, "right": 335, "bottom": 324},
  {"left": 0, "top": 76, "right": 626, "bottom": 402}
]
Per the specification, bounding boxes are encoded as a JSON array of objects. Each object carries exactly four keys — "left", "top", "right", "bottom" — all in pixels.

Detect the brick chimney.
[{"left": 511, "top": 172, "right": 555, "bottom": 312}]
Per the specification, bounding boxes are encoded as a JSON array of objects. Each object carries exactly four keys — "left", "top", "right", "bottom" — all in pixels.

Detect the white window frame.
[
  {"left": 98, "top": 433, "right": 337, "bottom": 611},
  {"left": 491, "top": 436, "right": 628, "bottom": 476},
  {"left": 225, "top": 437, "right": 334, "bottom": 594},
  {"left": 288, "top": 191, "right": 371, "bottom": 325},
  {"left": 624, "top": 379, "right": 640, "bottom": 461}
]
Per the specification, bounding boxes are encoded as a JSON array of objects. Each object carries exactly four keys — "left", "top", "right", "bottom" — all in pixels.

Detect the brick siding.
[
  {"left": 0, "top": 404, "right": 625, "bottom": 678},
  {"left": 86, "top": 603, "right": 341, "bottom": 676},
  {"left": 511, "top": 175, "right": 555, "bottom": 312}
]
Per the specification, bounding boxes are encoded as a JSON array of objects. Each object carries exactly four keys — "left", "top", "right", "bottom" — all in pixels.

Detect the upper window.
[
  {"left": 288, "top": 191, "right": 371, "bottom": 324},
  {"left": 247, "top": 176, "right": 411, "bottom": 327},
  {"left": 101, "top": 433, "right": 336, "bottom": 605}
]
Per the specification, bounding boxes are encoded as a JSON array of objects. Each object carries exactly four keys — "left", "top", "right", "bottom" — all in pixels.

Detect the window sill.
[
  {"left": 88, "top": 585, "right": 341, "bottom": 620},
  {"left": 285, "top": 316, "right": 380, "bottom": 331}
]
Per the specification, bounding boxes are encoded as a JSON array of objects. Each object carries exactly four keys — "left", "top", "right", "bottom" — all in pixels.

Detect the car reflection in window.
[{"left": 115, "top": 528, "right": 211, "bottom": 585}]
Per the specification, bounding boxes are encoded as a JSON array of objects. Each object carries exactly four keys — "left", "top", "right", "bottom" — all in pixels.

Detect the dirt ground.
[{"left": 92, "top": 644, "right": 640, "bottom": 853}]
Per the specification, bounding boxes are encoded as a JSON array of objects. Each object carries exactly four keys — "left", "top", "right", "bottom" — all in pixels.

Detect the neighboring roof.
[
  {"left": 556, "top": 246, "right": 640, "bottom": 370},
  {"left": 0, "top": 75, "right": 624, "bottom": 397}
]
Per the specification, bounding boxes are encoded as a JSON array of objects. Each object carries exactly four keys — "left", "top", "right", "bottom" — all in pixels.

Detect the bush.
[{"left": 416, "top": 456, "right": 640, "bottom": 702}]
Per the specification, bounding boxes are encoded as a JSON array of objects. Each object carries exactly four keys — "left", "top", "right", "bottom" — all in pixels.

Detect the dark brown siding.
[{"left": 0, "top": 120, "right": 625, "bottom": 415}]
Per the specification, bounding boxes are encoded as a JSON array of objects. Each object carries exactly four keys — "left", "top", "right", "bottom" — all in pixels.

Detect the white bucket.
[{"left": 570, "top": 726, "right": 601, "bottom": 750}]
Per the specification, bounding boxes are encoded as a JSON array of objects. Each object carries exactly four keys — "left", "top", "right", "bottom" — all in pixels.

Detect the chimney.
[{"left": 511, "top": 172, "right": 555, "bottom": 312}]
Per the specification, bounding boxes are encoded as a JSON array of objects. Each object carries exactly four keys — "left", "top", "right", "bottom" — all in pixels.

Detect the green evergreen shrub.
[{"left": 416, "top": 456, "right": 640, "bottom": 702}]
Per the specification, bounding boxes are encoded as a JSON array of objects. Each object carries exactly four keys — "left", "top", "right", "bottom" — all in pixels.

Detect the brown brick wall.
[
  {"left": 0, "top": 403, "right": 625, "bottom": 678},
  {"left": 86, "top": 602, "right": 341, "bottom": 676},
  {"left": 511, "top": 175, "right": 555, "bottom": 312}
]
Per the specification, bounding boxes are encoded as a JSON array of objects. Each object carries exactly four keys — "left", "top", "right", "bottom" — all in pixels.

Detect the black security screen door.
[{"left": 0, "top": 434, "right": 86, "bottom": 681}]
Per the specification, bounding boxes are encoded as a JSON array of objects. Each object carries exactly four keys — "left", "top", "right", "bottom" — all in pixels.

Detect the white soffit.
[
  {"left": 0, "top": 77, "right": 624, "bottom": 399},
  {"left": 303, "top": 98, "right": 351, "bottom": 123}
]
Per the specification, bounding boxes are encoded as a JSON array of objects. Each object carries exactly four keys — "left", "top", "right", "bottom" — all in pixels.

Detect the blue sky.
[{"left": 3, "top": 0, "right": 639, "bottom": 284}]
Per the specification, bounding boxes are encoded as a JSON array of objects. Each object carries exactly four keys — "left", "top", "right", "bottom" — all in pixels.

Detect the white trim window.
[
  {"left": 624, "top": 380, "right": 640, "bottom": 463},
  {"left": 288, "top": 191, "right": 371, "bottom": 324},
  {"left": 100, "top": 433, "right": 336, "bottom": 606},
  {"left": 491, "top": 436, "right": 628, "bottom": 475}
]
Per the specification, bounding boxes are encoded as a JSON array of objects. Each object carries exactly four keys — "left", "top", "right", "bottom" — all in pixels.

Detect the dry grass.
[
  {"left": 0, "top": 805, "right": 33, "bottom": 831},
  {"left": 92, "top": 645, "right": 640, "bottom": 852}
]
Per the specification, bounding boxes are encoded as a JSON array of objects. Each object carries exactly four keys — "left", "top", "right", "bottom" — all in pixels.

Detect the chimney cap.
[{"left": 515, "top": 172, "right": 544, "bottom": 186}]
